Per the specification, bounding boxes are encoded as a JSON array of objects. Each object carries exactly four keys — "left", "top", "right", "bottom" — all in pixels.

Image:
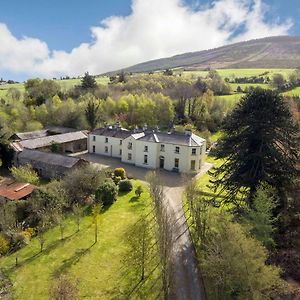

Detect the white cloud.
[{"left": 0, "top": 0, "right": 293, "bottom": 78}]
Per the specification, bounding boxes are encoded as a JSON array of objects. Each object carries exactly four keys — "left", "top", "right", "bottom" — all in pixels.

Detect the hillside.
[{"left": 110, "top": 36, "right": 300, "bottom": 74}]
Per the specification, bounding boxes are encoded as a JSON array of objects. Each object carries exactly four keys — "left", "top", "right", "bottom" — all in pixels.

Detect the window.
[
  {"left": 144, "top": 155, "right": 148, "bottom": 164},
  {"left": 105, "top": 146, "right": 108, "bottom": 153},
  {"left": 92, "top": 145, "right": 95, "bottom": 153},
  {"left": 120, "top": 140, "right": 122, "bottom": 145},
  {"left": 160, "top": 144, "right": 165, "bottom": 152},
  {"left": 128, "top": 142, "right": 132, "bottom": 150},
  {"left": 192, "top": 148, "right": 196, "bottom": 155},
  {"left": 175, "top": 146, "right": 180, "bottom": 154},
  {"left": 105, "top": 137, "right": 108, "bottom": 143},
  {"left": 119, "top": 149, "right": 122, "bottom": 156},
  {"left": 144, "top": 145, "right": 148, "bottom": 152},
  {"left": 128, "top": 153, "right": 132, "bottom": 160},
  {"left": 174, "top": 158, "right": 179, "bottom": 168},
  {"left": 92, "top": 136, "right": 96, "bottom": 142},
  {"left": 191, "top": 160, "right": 196, "bottom": 170}
]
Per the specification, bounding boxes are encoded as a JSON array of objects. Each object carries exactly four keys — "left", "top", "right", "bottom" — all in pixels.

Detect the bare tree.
[
  {"left": 146, "top": 171, "right": 174, "bottom": 300},
  {"left": 49, "top": 274, "right": 79, "bottom": 300},
  {"left": 72, "top": 204, "right": 84, "bottom": 232},
  {"left": 92, "top": 203, "right": 102, "bottom": 244}
]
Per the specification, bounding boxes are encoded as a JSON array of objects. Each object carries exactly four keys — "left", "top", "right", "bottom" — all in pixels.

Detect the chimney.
[{"left": 185, "top": 128, "right": 192, "bottom": 136}]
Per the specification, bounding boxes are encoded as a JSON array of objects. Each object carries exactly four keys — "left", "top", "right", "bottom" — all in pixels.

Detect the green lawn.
[
  {"left": 215, "top": 93, "right": 244, "bottom": 106},
  {"left": 283, "top": 86, "right": 300, "bottom": 97},
  {"left": 181, "top": 68, "right": 294, "bottom": 79},
  {"left": 0, "top": 181, "right": 153, "bottom": 300}
]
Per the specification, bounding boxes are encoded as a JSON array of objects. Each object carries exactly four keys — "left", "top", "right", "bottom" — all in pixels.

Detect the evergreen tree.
[
  {"left": 81, "top": 72, "right": 97, "bottom": 90},
  {"left": 85, "top": 97, "right": 100, "bottom": 130},
  {"left": 211, "top": 88, "right": 298, "bottom": 207}
]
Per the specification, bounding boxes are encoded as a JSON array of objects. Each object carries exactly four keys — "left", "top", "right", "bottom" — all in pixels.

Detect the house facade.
[{"left": 89, "top": 124, "right": 206, "bottom": 173}]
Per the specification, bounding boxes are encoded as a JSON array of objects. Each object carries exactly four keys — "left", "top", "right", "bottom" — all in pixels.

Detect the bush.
[
  {"left": 10, "top": 164, "right": 39, "bottom": 185},
  {"left": 113, "top": 176, "right": 122, "bottom": 185},
  {"left": 95, "top": 179, "right": 118, "bottom": 206},
  {"left": 0, "top": 235, "right": 9, "bottom": 256},
  {"left": 135, "top": 185, "right": 143, "bottom": 197},
  {"left": 114, "top": 168, "right": 126, "bottom": 179},
  {"left": 119, "top": 179, "right": 133, "bottom": 192}
]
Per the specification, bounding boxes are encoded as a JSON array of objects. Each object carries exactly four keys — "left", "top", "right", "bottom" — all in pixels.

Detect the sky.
[{"left": 0, "top": 0, "right": 298, "bottom": 81}]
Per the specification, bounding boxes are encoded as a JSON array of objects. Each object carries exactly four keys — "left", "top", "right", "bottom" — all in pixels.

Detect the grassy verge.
[{"left": 0, "top": 180, "right": 153, "bottom": 300}]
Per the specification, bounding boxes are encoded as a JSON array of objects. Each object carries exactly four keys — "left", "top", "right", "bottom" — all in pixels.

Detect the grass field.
[
  {"left": 181, "top": 68, "right": 294, "bottom": 79},
  {"left": 0, "top": 181, "right": 155, "bottom": 300},
  {"left": 283, "top": 86, "right": 300, "bottom": 97}
]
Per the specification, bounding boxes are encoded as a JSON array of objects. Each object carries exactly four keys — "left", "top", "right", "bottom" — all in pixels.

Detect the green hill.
[{"left": 108, "top": 36, "right": 300, "bottom": 74}]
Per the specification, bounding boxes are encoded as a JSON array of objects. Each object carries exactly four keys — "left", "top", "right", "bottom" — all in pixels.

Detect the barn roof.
[
  {"left": 11, "top": 131, "right": 88, "bottom": 151},
  {"left": 18, "top": 149, "right": 87, "bottom": 168},
  {"left": 0, "top": 178, "right": 35, "bottom": 201}
]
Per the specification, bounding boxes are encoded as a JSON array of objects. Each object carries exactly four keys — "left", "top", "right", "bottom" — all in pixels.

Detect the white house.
[{"left": 88, "top": 124, "right": 206, "bottom": 173}]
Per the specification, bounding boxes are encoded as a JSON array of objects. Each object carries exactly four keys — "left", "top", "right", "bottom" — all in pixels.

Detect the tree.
[
  {"left": 10, "top": 164, "right": 39, "bottom": 185},
  {"left": 135, "top": 186, "right": 143, "bottom": 197},
  {"left": 62, "top": 165, "right": 105, "bottom": 205},
  {"left": 272, "top": 73, "right": 286, "bottom": 90},
  {"left": 201, "top": 213, "right": 284, "bottom": 299},
  {"left": 84, "top": 95, "right": 100, "bottom": 130},
  {"left": 211, "top": 88, "right": 299, "bottom": 207},
  {"left": 243, "top": 185, "right": 278, "bottom": 249},
  {"left": 95, "top": 179, "right": 118, "bottom": 206},
  {"left": 0, "top": 234, "right": 9, "bottom": 255},
  {"left": 92, "top": 203, "right": 103, "bottom": 244},
  {"left": 72, "top": 204, "right": 84, "bottom": 232},
  {"left": 124, "top": 217, "right": 152, "bottom": 282},
  {"left": 80, "top": 72, "right": 97, "bottom": 90},
  {"left": 49, "top": 274, "right": 79, "bottom": 300}
]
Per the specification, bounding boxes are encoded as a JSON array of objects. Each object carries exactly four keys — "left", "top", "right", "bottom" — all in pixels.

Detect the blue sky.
[{"left": 0, "top": 0, "right": 297, "bottom": 80}]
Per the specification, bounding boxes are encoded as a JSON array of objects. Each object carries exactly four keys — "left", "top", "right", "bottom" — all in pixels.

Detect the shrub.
[
  {"left": 10, "top": 164, "right": 39, "bottom": 185},
  {"left": 119, "top": 179, "right": 133, "bottom": 192},
  {"left": 0, "top": 235, "right": 9, "bottom": 256},
  {"left": 114, "top": 168, "right": 126, "bottom": 179},
  {"left": 113, "top": 176, "right": 122, "bottom": 185},
  {"left": 95, "top": 179, "right": 118, "bottom": 206},
  {"left": 135, "top": 185, "right": 143, "bottom": 197}
]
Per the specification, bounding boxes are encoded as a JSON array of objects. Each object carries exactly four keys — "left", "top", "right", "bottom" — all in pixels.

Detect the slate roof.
[
  {"left": 12, "top": 131, "right": 88, "bottom": 151},
  {"left": 12, "top": 126, "right": 78, "bottom": 141},
  {"left": 92, "top": 127, "right": 132, "bottom": 139},
  {"left": 137, "top": 132, "right": 205, "bottom": 146},
  {"left": 0, "top": 178, "right": 35, "bottom": 201},
  {"left": 18, "top": 149, "right": 87, "bottom": 168}
]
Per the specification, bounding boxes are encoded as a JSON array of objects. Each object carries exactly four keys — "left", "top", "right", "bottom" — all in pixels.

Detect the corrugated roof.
[
  {"left": 12, "top": 126, "right": 79, "bottom": 141},
  {"left": 18, "top": 149, "right": 86, "bottom": 168},
  {"left": 0, "top": 178, "right": 35, "bottom": 201},
  {"left": 16, "top": 131, "right": 88, "bottom": 150}
]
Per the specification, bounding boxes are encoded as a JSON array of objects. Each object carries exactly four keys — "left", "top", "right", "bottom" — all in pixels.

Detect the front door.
[{"left": 160, "top": 156, "right": 165, "bottom": 168}]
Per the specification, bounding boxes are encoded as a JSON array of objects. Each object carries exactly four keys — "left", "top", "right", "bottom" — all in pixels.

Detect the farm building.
[
  {"left": 15, "top": 149, "right": 88, "bottom": 179},
  {"left": 0, "top": 178, "right": 35, "bottom": 202},
  {"left": 11, "top": 130, "right": 88, "bottom": 154}
]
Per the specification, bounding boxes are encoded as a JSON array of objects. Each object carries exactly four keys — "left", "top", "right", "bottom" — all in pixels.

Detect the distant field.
[
  {"left": 216, "top": 93, "right": 244, "bottom": 105},
  {"left": 283, "top": 87, "right": 300, "bottom": 97},
  {"left": 0, "top": 77, "right": 109, "bottom": 98},
  {"left": 181, "top": 68, "right": 294, "bottom": 79},
  {"left": 0, "top": 181, "right": 157, "bottom": 299},
  {"left": 229, "top": 83, "right": 272, "bottom": 92}
]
